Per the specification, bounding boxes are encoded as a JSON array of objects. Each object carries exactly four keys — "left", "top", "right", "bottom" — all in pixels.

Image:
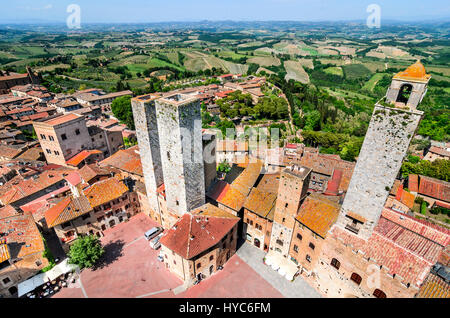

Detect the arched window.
[
  {"left": 350, "top": 273, "right": 362, "bottom": 285},
  {"left": 331, "top": 258, "right": 340, "bottom": 270},
  {"left": 373, "top": 289, "right": 387, "bottom": 298},
  {"left": 396, "top": 84, "right": 413, "bottom": 104}
]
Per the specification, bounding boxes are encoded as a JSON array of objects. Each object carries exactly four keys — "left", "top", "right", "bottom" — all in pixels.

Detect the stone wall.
[
  {"left": 131, "top": 98, "right": 164, "bottom": 217},
  {"left": 155, "top": 97, "right": 205, "bottom": 216},
  {"left": 386, "top": 79, "right": 427, "bottom": 109},
  {"left": 338, "top": 105, "right": 422, "bottom": 239}
]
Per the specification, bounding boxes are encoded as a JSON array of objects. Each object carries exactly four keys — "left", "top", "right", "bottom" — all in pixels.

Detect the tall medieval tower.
[
  {"left": 336, "top": 61, "right": 430, "bottom": 240},
  {"left": 154, "top": 93, "right": 206, "bottom": 216},
  {"left": 131, "top": 95, "right": 164, "bottom": 216},
  {"left": 269, "top": 165, "right": 311, "bottom": 257}
]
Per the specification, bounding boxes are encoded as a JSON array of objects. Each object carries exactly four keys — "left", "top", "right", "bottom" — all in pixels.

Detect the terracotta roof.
[
  {"left": 78, "top": 164, "right": 110, "bottom": 184},
  {"left": 394, "top": 61, "right": 431, "bottom": 82},
  {"left": 428, "top": 146, "right": 450, "bottom": 157},
  {"left": 206, "top": 180, "right": 230, "bottom": 202},
  {"left": 417, "top": 272, "right": 449, "bottom": 298},
  {"left": 218, "top": 160, "right": 263, "bottom": 212},
  {"left": 0, "top": 205, "right": 19, "bottom": 219},
  {"left": 300, "top": 152, "right": 355, "bottom": 191},
  {"left": 324, "top": 169, "right": 343, "bottom": 196},
  {"left": 256, "top": 173, "right": 280, "bottom": 193},
  {"left": 99, "top": 146, "right": 143, "bottom": 176},
  {"left": 409, "top": 174, "right": 419, "bottom": 192},
  {"left": 84, "top": 177, "right": 129, "bottom": 208},
  {"left": 244, "top": 188, "right": 277, "bottom": 220},
  {"left": 418, "top": 176, "right": 449, "bottom": 203},
  {"left": 39, "top": 113, "right": 82, "bottom": 126},
  {"left": 0, "top": 168, "right": 72, "bottom": 205},
  {"left": 296, "top": 193, "right": 340, "bottom": 237},
  {"left": 395, "top": 187, "right": 415, "bottom": 209},
  {"left": 16, "top": 147, "right": 43, "bottom": 162},
  {"left": 0, "top": 212, "right": 45, "bottom": 259},
  {"left": 332, "top": 208, "right": 450, "bottom": 287},
  {"left": 45, "top": 195, "right": 92, "bottom": 228},
  {"left": 66, "top": 149, "right": 103, "bottom": 167},
  {"left": 20, "top": 186, "right": 69, "bottom": 223},
  {"left": 160, "top": 204, "right": 239, "bottom": 260},
  {"left": 0, "top": 145, "right": 23, "bottom": 159},
  {"left": 0, "top": 242, "right": 10, "bottom": 263}
]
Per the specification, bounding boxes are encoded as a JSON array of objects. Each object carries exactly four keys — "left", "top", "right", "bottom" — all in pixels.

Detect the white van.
[
  {"left": 150, "top": 233, "right": 163, "bottom": 250},
  {"left": 144, "top": 227, "right": 163, "bottom": 241}
]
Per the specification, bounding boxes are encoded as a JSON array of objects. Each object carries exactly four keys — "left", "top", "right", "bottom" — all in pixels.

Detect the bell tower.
[
  {"left": 385, "top": 60, "right": 431, "bottom": 110},
  {"left": 336, "top": 61, "right": 428, "bottom": 240}
]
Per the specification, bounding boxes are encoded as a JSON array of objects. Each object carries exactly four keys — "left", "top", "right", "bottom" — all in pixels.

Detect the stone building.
[
  {"left": 159, "top": 204, "right": 239, "bottom": 287},
  {"left": 242, "top": 173, "right": 279, "bottom": 252},
  {"left": 268, "top": 165, "right": 311, "bottom": 257},
  {"left": 33, "top": 113, "right": 123, "bottom": 166},
  {"left": 0, "top": 212, "right": 48, "bottom": 298},
  {"left": 45, "top": 177, "right": 134, "bottom": 251},
  {"left": 289, "top": 193, "right": 340, "bottom": 276},
  {"left": 416, "top": 263, "right": 449, "bottom": 298},
  {"left": 0, "top": 72, "right": 32, "bottom": 95}
]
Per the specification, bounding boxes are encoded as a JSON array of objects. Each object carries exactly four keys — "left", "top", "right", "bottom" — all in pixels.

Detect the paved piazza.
[{"left": 53, "top": 213, "right": 319, "bottom": 298}]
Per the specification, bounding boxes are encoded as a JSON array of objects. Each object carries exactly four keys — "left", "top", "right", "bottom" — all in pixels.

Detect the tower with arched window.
[{"left": 385, "top": 61, "right": 431, "bottom": 110}]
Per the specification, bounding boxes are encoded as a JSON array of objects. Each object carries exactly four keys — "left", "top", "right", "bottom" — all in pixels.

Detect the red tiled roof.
[
  {"left": 324, "top": 169, "right": 343, "bottom": 196},
  {"left": 84, "top": 177, "right": 129, "bottom": 208},
  {"left": 0, "top": 212, "right": 45, "bottom": 259},
  {"left": 206, "top": 180, "right": 230, "bottom": 202},
  {"left": 296, "top": 194, "right": 340, "bottom": 237},
  {"left": 0, "top": 205, "right": 19, "bottom": 218},
  {"left": 417, "top": 271, "right": 450, "bottom": 298},
  {"left": 160, "top": 204, "right": 239, "bottom": 260},
  {"left": 45, "top": 195, "right": 92, "bottom": 228},
  {"left": 99, "top": 146, "right": 143, "bottom": 176},
  {"left": 78, "top": 164, "right": 110, "bottom": 184},
  {"left": 331, "top": 208, "right": 450, "bottom": 287},
  {"left": 408, "top": 174, "right": 419, "bottom": 192},
  {"left": 66, "top": 149, "right": 103, "bottom": 167},
  {"left": 39, "top": 113, "right": 81, "bottom": 126},
  {"left": 418, "top": 176, "right": 449, "bottom": 203},
  {"left": 395, "top": 187, "right": 415, "bottom": 209}
]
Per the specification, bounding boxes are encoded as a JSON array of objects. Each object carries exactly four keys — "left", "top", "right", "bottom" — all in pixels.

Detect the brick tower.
[
  {"left": 269, "top": 165, "right": 311, "bottom": 257},
  {"left": 336, "top": 61, "right": 429, "bottom": 240}
]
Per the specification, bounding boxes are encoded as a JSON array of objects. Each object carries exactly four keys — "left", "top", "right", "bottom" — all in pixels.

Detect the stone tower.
[
  {"left": 131, "top": 94, "right": 164, "bottom": 216},
  {"left": 269, "top": 165, "right": 311, "bottom": 257},
  {"left": 155, "top": 93, "right": 205, "bottom": 216},
  {"left": 386, "top": 61, "right": 431, "bottom": 110},
  {"left": 336, "top": 62, "right": 429, "bottom": 240}
]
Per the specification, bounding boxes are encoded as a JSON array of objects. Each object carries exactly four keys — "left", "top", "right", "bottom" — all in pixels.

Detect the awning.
[
  {"left": 266, "top": 251, "right": 299, "bottom": 281},
  {"left": 17, "top": 259, "right": 79, "bottom": 297},
  {"left": 18, "top": 273, "right": 46, "bottom": 297}
]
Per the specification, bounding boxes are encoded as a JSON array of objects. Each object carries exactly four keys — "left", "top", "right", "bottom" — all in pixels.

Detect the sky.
[{"left": 1, "top": 0, "right": 449, "bottom": 24}]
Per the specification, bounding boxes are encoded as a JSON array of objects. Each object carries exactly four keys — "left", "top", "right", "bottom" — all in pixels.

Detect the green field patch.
[
  {"left": 342, "top": 63, "right": 372, "bottom": 79},
  {"left": 324, "top": 67, "right": 343, "bottom": 77},
  {"left": 362, "top": 73, "right": 387, "bottom": 91}
]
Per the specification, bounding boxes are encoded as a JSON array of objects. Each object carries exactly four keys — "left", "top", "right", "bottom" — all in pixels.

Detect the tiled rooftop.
[
  {"left": 84, "top": 177, "right": 129, "bottom": 208},
  {"left": 296, "top": 193, "right": 340, "bottom": 238},
  {"left": 244, "top": 188, "right": 277, "bottom": 220},
  {"left": 160, "top": 204, "right": 239, "bottom": 260},
  {"left": 99, "top": 146, "right": 143, "bottom": 176}
]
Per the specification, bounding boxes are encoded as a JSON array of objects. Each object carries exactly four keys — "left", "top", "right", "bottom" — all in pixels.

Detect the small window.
[
  {"left": 373, "top": 289, "right": 387, "bottom": 298},
  {"left": 306, "top": 255, "right": 311, "bottom": 263},
  {"left": 46, "top": 149, "right": 51, "bottom": 154},
  {"left": 285, "top": 203, "right": 288, "bottom": 208},
  {"left": 351, "top": 273, "right": 362, "bottom": 285},
  {"left": 209, "top": 255, "right": 214, "bottom": 261},
  {"left": 75, "top": 129, "right": 80, "bottom": 135},
  {"left": 61, "top": 134, "right": 67, "bottom": 140},
  {"left": 40, "top": 134, "right": 46, "bottom": 140},
  {"left": 297, "top": 233, "right": 302, "bottom": 241},
  {"left": 2, "top": 277, "right": 11, "bottom": 285},
  {"left": 309, "top": 243, "right": 315, "bottom": 250},
  {"left": 331, "top": 258, "right": 340, "bottom": 270},
  {"left": 197, "top": 262, "right": 201, "bottom": 269},
  {"left": 293, "top": 245, "right": 298, "bottom": 253},
  {"left": 49, "top": 136, "right": 54, "bottom": 141}
]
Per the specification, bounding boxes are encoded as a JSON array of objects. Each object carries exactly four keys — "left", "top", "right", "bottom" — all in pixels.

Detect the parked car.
[
  {"left": 150, "top": 233, "right": 163, "bottom": 250},
  {"left": 144, "top": 227, "right": 163, "bottom": 241}
]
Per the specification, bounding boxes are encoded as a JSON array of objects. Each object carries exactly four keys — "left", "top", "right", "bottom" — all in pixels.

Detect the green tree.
[
  {"left": 68, "top": 235, "right": 105, "bottom": 269},
  {"left": 111, "top": 95, "right": 135, "bottom": 130}
]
